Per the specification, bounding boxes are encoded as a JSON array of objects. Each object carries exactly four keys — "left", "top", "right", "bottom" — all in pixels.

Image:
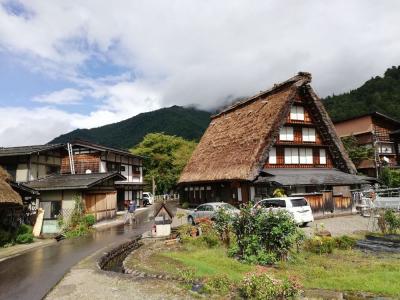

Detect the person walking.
[{"left": 124, "top": 200, "right": 137, "bottom": 225}]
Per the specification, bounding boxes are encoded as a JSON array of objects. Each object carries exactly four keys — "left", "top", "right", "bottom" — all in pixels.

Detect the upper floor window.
[
  {"left": 290, "top": 106, "right": 304, "bottom": 121},
  {"left": 378, "top": 143, "right": 394, "bottom": 154},
  {"left": 284, "top": 148, "right": 299, "bottom": 164},
  {"left": 319, "top": 149, "right": 326, "bottom": 164},
  {"left": 268, "top": 147, "right": 277, "bottom": 164},
  {"left": 279, "top": 127, "right": 294, "bottom": 141},
  {"left": 299, "top": 148, "right": 313, "bottom": 164},
  {"left": 302, "top": 128, "right": 316, "bottom": 142}
]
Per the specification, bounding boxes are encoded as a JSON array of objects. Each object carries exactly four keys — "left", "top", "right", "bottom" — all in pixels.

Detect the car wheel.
[
  {"left": 301, "top": 222, "right": 309, "bottom": 227},
  {"left": 188, "top": 216, "right": 195, "bottom": 225}
]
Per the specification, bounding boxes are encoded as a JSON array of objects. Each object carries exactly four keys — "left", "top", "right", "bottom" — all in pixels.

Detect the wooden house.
[
  {"left": 179, "top": 72, "right": 367, "bottom": 216},
  {"left": 0, "top": 140, "right": 145, "bottom": 233},
  {"left": 0, "top": 166, "right": 23, "bottom": 230},
  {"left": 334, "top": 112, "right": 400, "bottom": 177}
]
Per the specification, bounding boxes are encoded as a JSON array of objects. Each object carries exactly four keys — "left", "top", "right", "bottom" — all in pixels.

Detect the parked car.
[
  {"left": 187, "top": 202, "right": 240, "bottom": 224},
  {"left": 142, "top": 192, "right": 154, "bottom": 206},
  {"left": 253, "top": 197, "right": 314, "bottom": 226}
]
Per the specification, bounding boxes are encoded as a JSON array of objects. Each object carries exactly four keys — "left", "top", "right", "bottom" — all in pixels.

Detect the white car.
[
  {"left": 253, "top": 197, "right": 314, "bottom": 226},
  {"left": 187, "top": 202, "right": 240, "bottom": 224},
  {"left": 142, "top": 192, "right": 154, "bottom": 206}
]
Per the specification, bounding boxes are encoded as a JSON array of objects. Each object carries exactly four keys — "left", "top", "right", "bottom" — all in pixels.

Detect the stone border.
[
  {"left": 122, "top": 238, "right": 185, "bottom": 282},
  {"left": 97, "top": 237, "right": 142, "bottom": 270}
]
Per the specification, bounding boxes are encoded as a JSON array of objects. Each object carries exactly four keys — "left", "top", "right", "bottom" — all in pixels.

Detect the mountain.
[
  {"left": 49, "top": 106, "right": 212, "bottom": 149},
  {"left": 324, "top": 66, "right": 400, "bottom": 122}
]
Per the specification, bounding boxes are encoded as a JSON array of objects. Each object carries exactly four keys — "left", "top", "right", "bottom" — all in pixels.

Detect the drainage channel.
[{"left": 98, "top": 237, "right": 142, "bottom": 273}]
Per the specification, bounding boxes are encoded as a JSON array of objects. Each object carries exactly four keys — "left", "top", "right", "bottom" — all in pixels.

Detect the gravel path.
[
  {"left": 303, "top": 214, "right": 371, "bottom": 236},
  {"left": 46, "top": 249, "right": 196, "bottom": 300}
]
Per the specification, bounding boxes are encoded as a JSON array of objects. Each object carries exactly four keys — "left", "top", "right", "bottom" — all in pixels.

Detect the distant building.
[
  {"left": 179, "top": 72, "right": 367, "bottom": 217},
  {"left": 334, "top": 112, "right": 400, "bottom": 177},
  {"left": 0, "top": 140, "right": 145, "bottom": 233}
]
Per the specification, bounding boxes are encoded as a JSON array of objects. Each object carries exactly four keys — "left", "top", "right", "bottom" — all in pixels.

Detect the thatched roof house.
[
  {"left": 178, "top": 72, "right": 367, "bottom": 216},
  {"left": 0, "top": 166, "right": 22, "bottom": 206}
]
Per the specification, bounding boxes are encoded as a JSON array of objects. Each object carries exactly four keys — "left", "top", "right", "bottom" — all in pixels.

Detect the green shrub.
[
  {"left": 214, "top": 208, "right": 233, "bottom": 247},
  {"left": 84, "top": 214, "right": 96, "bottom": 227},
  {"left": 16, "top": 224, "right": 33, "bottom": 235},
  {"left": 60, "top": 196, "right": 92, "bottom": 238},
  {"left": 384, "top": 210, "right": 400, "bottom": 234},
  {"left": 334, "top": 235, "right": 357, "bottom": 250},
  {"left": 0, "top": 228, "right": 13, "bottom": 247},
  {"left": 177, "top": 267, "right": 197, "bottom": 284},
  {"left": 181, "top": 202, "right": 189, "bottom": 209},
  {"left": 203, "top": 274, "right": 232, "bottom": 294},
  {"left": 200, "top": 233, "right": 220, "bottom": 248},
  {"left": 239, "top": 273, "right": 300, "bottom": 299},
  {"left": 15, "top": 233, "right": 34, "bottom": 244},
  {"left": 305, "top": 236, "right": 335, "bottom": 254},
  {"left": 231, "top": 204, "right": 299, "bottom": 264}
]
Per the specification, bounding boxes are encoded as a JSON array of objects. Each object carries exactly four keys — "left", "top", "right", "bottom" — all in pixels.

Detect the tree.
[
  {"left": 131, "top": 133, "right": 197, "bottom": 194},
  {"left": 380, "top": 167, "right": 400, "bottom": 188},
  {"left": 341, "top": 136, "right": 374, "bottom": 167}
]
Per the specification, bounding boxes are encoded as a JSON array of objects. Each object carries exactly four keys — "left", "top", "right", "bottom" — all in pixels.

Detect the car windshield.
[
  {"left": 258, "top": 200, "right": 286, "bottom": 208},
  {"left": 219, "top": 203, "right": 237, "bottom": 210},
  {"left": 291, "top": 198, "right": 308, "bottom": 207}
]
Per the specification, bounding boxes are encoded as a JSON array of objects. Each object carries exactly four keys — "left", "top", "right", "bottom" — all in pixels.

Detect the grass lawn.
[
  {"left": 125, "top": 240, "right": 400, "bottom": 297},
  {"left": 271, "top": 250, "right": 400, "bottom": 297},
  {"left": 161, "top": 245, "right": 255, "bottom": 281}
]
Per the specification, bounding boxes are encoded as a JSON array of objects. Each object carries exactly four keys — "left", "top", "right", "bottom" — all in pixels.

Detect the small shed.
[{"left": 153, "top": 203, "right": 174, "bottom": 237}]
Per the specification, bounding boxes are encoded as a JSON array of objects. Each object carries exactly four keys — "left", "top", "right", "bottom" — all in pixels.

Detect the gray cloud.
[{"left": 0, "top": 0, "right": 399, "bottom": 145}]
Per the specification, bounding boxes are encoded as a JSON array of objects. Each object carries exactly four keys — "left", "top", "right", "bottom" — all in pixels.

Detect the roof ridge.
[{"left": 212, "top": 72, "right": 311, "bottom": 118}]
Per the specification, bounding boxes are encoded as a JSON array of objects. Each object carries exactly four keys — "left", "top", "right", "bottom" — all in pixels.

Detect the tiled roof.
[
  {"left": 0, "top": 144, "right": 64, "bottom": 157},
  {"left": 26, "top": 172, "right": 126, "bottom": 191}
]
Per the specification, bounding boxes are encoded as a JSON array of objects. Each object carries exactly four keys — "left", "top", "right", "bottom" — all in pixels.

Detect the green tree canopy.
[
  {"left": 131, "top": 133, "right": 197, "bottom": 194},
  {"left": 341, "top": 135, "right": 374, "bottom": 167}
]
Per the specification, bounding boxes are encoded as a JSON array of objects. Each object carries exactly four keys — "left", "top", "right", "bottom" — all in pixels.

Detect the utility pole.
[{"left": 152, "top": 176, "right": 156, "bottom": 196}]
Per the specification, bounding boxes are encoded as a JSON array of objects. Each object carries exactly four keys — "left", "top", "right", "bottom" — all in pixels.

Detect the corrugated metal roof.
[
  {"left": 256, "top": 168, "right": 368, "bottom": 186},
  {"left": 26, "top": 172, "right": 126, "bottom": 191},
  {"left": 0, "top": 144, "right": 65, "bottom": 157}
]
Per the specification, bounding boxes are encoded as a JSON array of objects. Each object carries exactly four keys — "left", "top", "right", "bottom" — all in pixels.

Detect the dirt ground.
[
  {"left": 45, "top": 250, "right": 197, "bottom": 300},
  {"left": 303, "top": 214, "right": 371, "bottom": 236}
]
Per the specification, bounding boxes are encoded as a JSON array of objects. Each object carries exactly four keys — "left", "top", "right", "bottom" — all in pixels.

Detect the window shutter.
[
  {"left": 297, "top": 106, "right": 304, "bottom": 120},
  {"left": 319, "top": 149, "right": 326, "bottom": 164},
  {"left": 290, "top": 106, "right": 297, "bottom": 120},
  {"left": 299, "top": 148, "right": 306, "bottom": 164},
  {"left": 291, "top": 148, "right": 299, "bottom": 164},
  {"left": 280, "top": 127, "right": 294, "bottom": 141},
  {"left": 302, "top": 128, "right": 308, "bottom": 142},
  {"left": 306, "top": 148, "right": 313, "bottom": 164},
  {"left": 268, "top": 147, "right": 277, "bottom": 164},
  {"left": 309, "top": 128, "right": 316, "bottom": 142},
  {"left": 284, "top": 148, "right": 291, "bottom": 164},
  {"left": 287, "top": 127, "right": 294, "bottom": 140}
]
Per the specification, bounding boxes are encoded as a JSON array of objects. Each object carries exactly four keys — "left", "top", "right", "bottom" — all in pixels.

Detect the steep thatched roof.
[
  {"left": 179, "top": 72, "right": 356, "bottom": 184},
  {"left": 0, "top": 166, "right": 22, "bottom": 206}
]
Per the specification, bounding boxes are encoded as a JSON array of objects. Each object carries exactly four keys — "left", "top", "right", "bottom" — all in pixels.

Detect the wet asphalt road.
[{"left": 0, "top": 209, "right": 153, "bottom": 300}]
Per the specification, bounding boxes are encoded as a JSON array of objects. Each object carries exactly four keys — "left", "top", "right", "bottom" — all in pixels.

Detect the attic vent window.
[{"left": 290, "top": 106, "right": 304, "bottom": 120}]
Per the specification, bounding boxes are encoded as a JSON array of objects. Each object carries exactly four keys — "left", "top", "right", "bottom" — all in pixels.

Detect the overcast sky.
[{"left": 0, "top": 0, "right": 399, "bottom": 146}]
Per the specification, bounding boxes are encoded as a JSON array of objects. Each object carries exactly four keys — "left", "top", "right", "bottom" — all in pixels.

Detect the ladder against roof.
[{"left": 67, "top": 143, "right": 75, "bottom": 174}]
